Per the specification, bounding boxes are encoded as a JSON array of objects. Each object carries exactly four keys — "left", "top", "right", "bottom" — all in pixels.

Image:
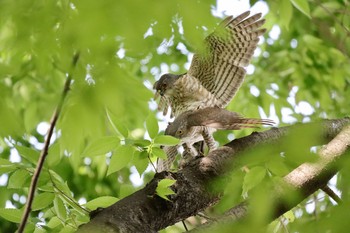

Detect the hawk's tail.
[{"left": 224, "top": 118, "right": 275, "bottom": 130}]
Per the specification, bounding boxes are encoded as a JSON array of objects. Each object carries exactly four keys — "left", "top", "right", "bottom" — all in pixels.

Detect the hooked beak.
[
  {"left": 153, "top": 81, "right": 161, "bottom": 100},
  {"left": 154, "top": 91, "right": 160, "bottom": 100}
]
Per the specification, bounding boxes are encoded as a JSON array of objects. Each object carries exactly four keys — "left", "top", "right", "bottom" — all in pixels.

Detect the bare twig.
[
  {"left": 148, "top": 155, "right": 157, "bottom": 172},
  {"left": 312, "top": 0, "right": 350, "bottom": 35},
  {"left": 322, "top": 185, "right": 342, "bottom": 204},
  {"left": 182, "top": 220, "right": 189, "bottom": 231},
  {"left": 18, "top": 52, "right": 80, "bottom": 233}
]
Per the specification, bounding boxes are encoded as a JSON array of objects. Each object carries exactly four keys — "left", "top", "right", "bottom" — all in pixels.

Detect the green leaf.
[
  {"left": 131, "top": 139, "right": 151, "bottom": 147},
  {"left": 32, "top": 192, "right": 55, "bottom": 211},
  {"left": 107, "top": 145, "right": 134, "bottom": 175},
  {"left": 54, "top": 197, "right": 67, "bottom": 221},
  {"left": 156, "top": 178, "right": 176, "bottom": 201},
  {"left": 0, "top": 159, "right": 17, "bottom": 174},
  {"left": 303, "top": 35, "right": 322, "bottom": 46},
  {"left": 85, "top": 196, "right": 119, "bottom": 210},
  {"left": 82, "top": 136, "right": 119, "bottom": 157},
  {"left": 57, "top": 225, "right": 75, "bottom": 233},
  {"left": 106, "top": 109, "right": 129, "bottom": 138},
  {"left": 0, "top": 158, "right": 12, "bottom": 166},
  {"left": 115, "top": 122, "right": 129, "bottom": 138},
  {"left": 26, "top": 223, "right": 37, "bottom": 233},
  {"left": 290, "top": 0, "right": 311, "bottom": 18},
  {"left": 24, "top": 103, "right": 38, "bottom": 132},
  {"left": 280, "top": 0, "right": 293, "bottom": 29},
  {"left": 153, "top": 135, "right": 180, "bottom": 146},
  {"left": 312, "top": 2, "right": 342, "bottom": 18},
  {"left": 267, "top": 159, "right": 290, "bottom": 176},
  {"left": 152, "top": 147, "right": 167, "bottom": 159},
  {"left": 281, "top": 123, "right": 320, "bottom": 164},
  {"left": 0, "top": 208, "right": 23, "bottom": 223},
  {"left": 0, "top": 100, "right": 25, "bottom": 137},
  {"left": 284, "top": 210, "right": 296, "bottom": 222},
  {"left": 146, "top": 114, "right": 159, "bottom": 139},
  {"left": 242, "top": 166, "right": 266, "bottom": 194},
  {"left": 133, "top": 151, "right": 149, "bottom": 176},
  {"left": 47, "top": 143, "right": 62, "bottom": 167},
  {"left": 46, "top": 216, "right": 61, "bottom": 229},
  {"left": 15, "top": 146, "right": 40, "bottom": 164},
  {"left": 50, "top": 171, "right": 73, "bottom": 198},
  {"left": 8, "top": 169, "right": 31, "bottom": 189},
  {"left": 267, "top": 220, "right": 280, "bottom": 233}
]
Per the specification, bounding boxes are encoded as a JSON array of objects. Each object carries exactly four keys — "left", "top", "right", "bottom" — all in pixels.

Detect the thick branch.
[
  {"left": 194, "top": 124, "right": 350, "bottom": 231},
  {"left": 78, "top": 118, "right": 350, "bottom": 233},
  {"left": 18, "top": 53, "right": 80, "bottom": 233}
]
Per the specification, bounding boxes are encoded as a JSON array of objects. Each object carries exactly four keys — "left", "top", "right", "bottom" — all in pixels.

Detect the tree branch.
[
  {"left": 77, "top": 118, "right": 350, "bottom": 233},
  {"left": 192, "top": 124, "right": 350, "bottom": 232},
  {"left": 18, "top": 53, "right": 80, "bottom": 233}
]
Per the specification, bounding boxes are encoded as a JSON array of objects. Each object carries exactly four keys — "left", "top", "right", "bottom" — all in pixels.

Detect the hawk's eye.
[
  {"left": 162, "top": 83, "right": 167, "bottom": 88},
  {"left": 177, "top": 130, "right": 183, "bottom": 135}
]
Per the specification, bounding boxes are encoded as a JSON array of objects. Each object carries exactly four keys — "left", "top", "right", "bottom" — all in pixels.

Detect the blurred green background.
[{"left": 0, "top": 0, "right": 349, "bottom": 232}]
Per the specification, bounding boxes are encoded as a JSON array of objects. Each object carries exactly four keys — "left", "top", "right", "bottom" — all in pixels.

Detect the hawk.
[
  {"left": 154, "top": 11, "right": 267, "bottom": 171},
  {"left": 153, "top": 11, "right": 266, "bottom": 117},
  {"left": 158, "top": 107, "right": 274, "bottom": 171}
]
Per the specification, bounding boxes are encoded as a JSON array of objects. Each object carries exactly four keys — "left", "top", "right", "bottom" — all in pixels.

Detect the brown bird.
[
  {"left": 157, "top": 107, "right": 274, "bottom": 171},
  {"left": 154, "top": 11, "right": 267, "bottom": 171},
  {"left": 153, "top": 11, "right": 266, "bottom": 117}
]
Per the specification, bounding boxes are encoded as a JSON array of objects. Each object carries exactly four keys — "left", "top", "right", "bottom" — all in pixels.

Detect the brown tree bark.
[{"left": 77, "top": 118, "right": 350, "bottom": 233}]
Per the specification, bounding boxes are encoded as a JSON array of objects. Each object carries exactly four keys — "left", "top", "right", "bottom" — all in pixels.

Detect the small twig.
[
  {"left": 322, "top": 185, "right": 342, "bottom": 204},
  {"left": 196, "top": 212, "right": 216, "bottom": 221},
  {"left": 48, "top": 171, "right": 90, "bottom": 214},
  {"left": 149, "top": 155, "right": 157, "bottom": 172},
  {"left": 312, "top": 0, "right": 350, "bottom": 35},
  {"left": 18, "top": 52, "right": 80, "bottom": 233},
  {"left": 279, "top": 216, "right": 290, "bottom": 233},
  {"left": 49, "top": 208, "right": 77, "bottom": 228},
  {"left": 182, "top": 220, "right": 189, "bottom": 231},
  {"left": 312, "top": 193, "right": 318, "bottom": 220}
]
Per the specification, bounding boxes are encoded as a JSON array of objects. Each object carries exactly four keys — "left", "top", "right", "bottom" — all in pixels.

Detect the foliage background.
[{"left": 0, "top": 0, "right": 349, "bottom": 232}]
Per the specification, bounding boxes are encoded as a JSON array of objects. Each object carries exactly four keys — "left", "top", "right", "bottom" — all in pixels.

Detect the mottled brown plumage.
[
  {"left": 158, "top": 107, "right": 274, "bottom": 171},
  {"left": 153, "top": 11, "right": 266, "bottom": 117},
  {"left": 155, "top": 11, "right": 267, "bottom": 171}
]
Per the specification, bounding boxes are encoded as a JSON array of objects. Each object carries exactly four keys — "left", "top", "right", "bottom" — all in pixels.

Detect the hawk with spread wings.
[
  {"left": 153, "top": 11, "right": 265, "bottom": 117},
  {"left": 153, "top": 11, "right": 267, "bottom": 171}
]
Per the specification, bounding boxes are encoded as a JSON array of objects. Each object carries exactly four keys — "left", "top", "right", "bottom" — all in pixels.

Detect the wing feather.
[{"left": 188, "top": 11, "right": 265, "bottom": 107}]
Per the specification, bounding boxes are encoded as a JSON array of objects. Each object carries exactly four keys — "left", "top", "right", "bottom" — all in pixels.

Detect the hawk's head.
[
  {"left": 153, "top": 73, "right": 180, "bottom": 97},
  {"left": 165, "top": 121, "right": 186, "bottom": 139},
  {"left": 164, "top": 110, "right": 192, "bottom": 140}
]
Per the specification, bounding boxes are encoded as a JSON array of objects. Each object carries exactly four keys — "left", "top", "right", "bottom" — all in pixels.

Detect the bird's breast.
[{"left": 164, "top": 75, "right": 222, "bottom": 117}]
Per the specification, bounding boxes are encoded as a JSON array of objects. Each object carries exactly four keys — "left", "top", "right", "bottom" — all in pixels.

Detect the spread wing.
[{"left": 188, "top": 11, "right": 266, "bottom": 107}]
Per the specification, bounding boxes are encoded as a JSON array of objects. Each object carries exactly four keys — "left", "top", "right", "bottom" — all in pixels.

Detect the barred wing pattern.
[
  {"left": 188, "top": 11, "right": 266, "bottom": 108},
  {"left": 157, "top": 145, "right": 179, "bottom": 172},
  {"left": 156, "top": 12, "right": 267, "bottom": 172}
]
